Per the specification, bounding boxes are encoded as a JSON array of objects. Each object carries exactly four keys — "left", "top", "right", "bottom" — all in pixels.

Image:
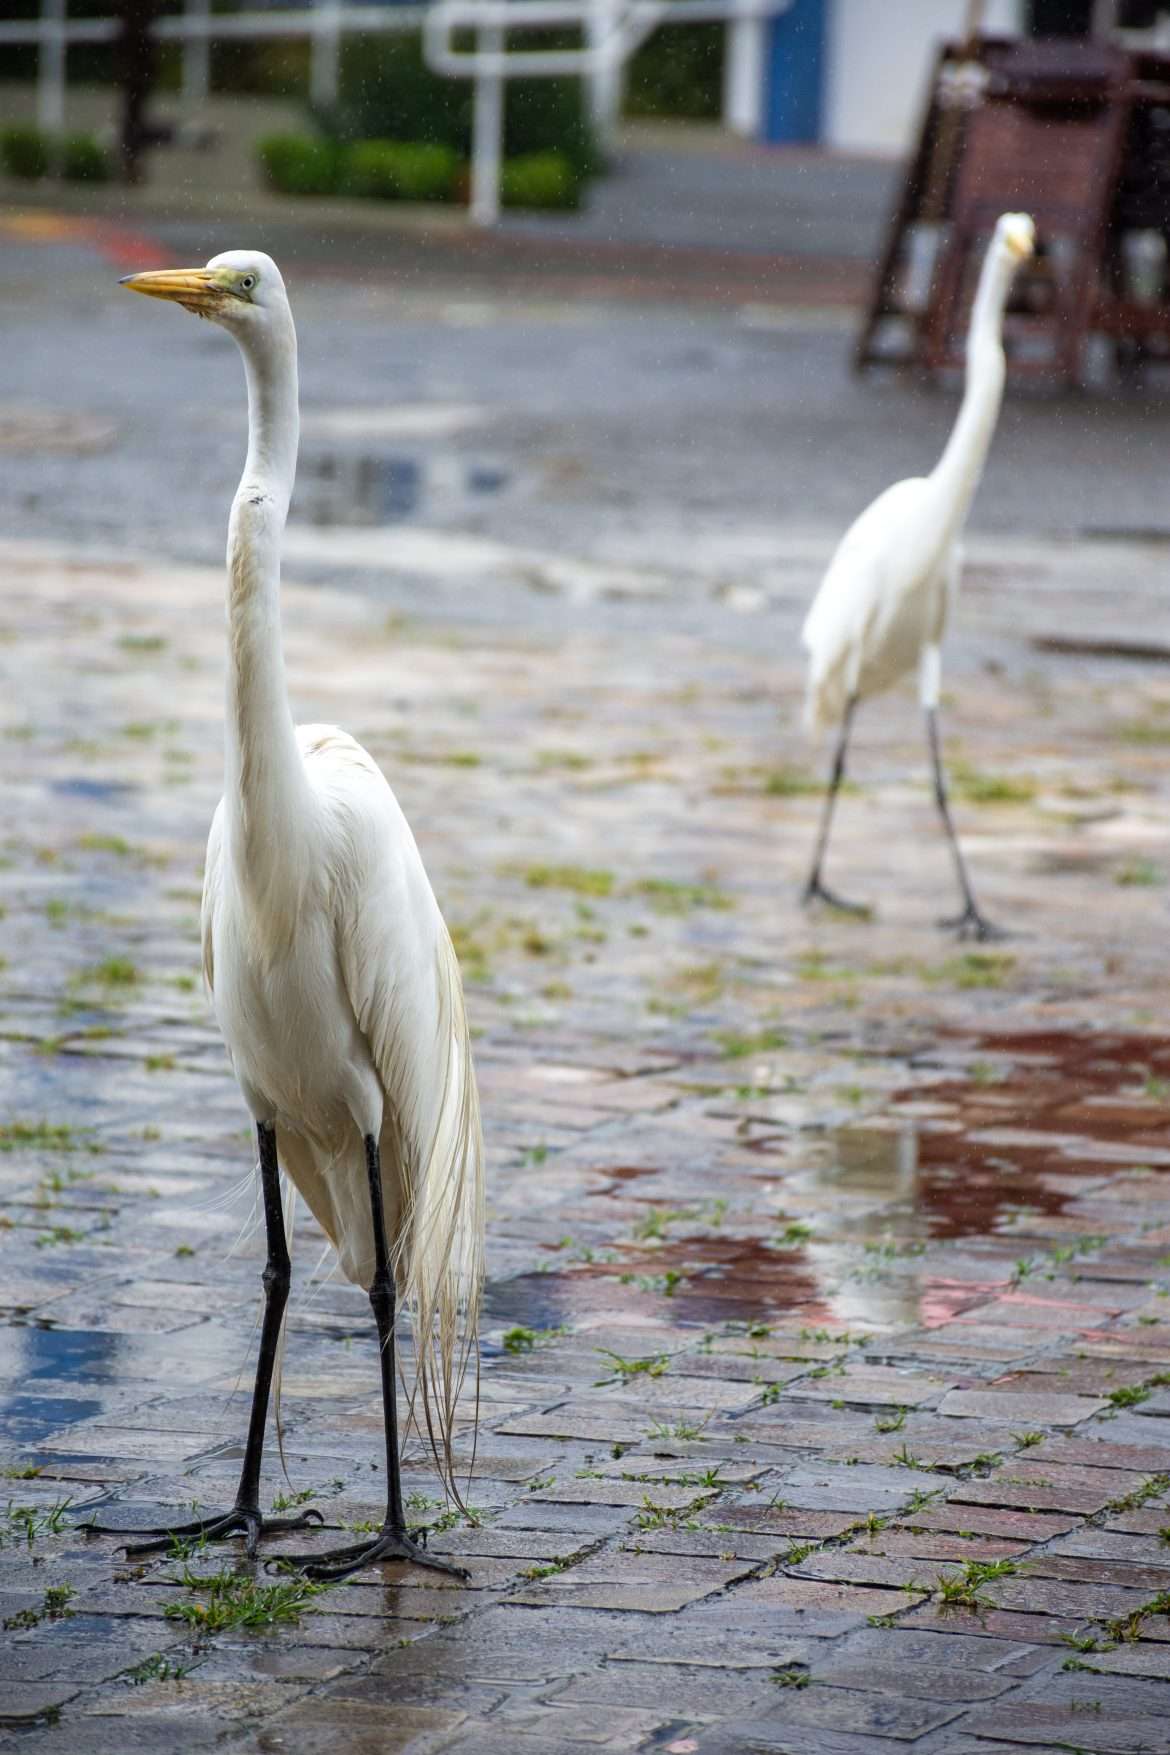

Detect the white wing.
[
  {"left": 801, "top": 477, "right": 933, "bottom": 734},
  {"left": 303, "top": 727, "right": 484, "bottom": 1490}
]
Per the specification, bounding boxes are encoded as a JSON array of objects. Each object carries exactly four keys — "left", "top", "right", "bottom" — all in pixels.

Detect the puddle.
[
  {"left": 893, "top": 1028, "right": 1170, "bottom": 1238},
  {"left": 483, "top": 1236, "right": 830, "bottom": 1336},
  {"left": 294, "top": 450, "right": 510, "bottom": 528},
  {"left": 760, "top": 1029, "right": 1170, "bottom": 1247},
  {"left": 0, "top": 1392, "right": 103, "bottom": 1443},
  {"left": 50, "top": 778, "right": 136, "bottom": 801},
  {"left": 488, "top": 1031, "right": 1170, "bottom": 1339}
]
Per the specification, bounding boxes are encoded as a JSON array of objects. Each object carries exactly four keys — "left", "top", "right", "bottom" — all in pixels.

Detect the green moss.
[
  {"left": 522, "top": 864, "right": 614, "bottom": 897},
  {"left": 951, "top": 763, "right": 1036, "bottom": 805},
  {"left": 77, "top": 956, "right": 139, "bottom": 987},
  {"left": 117, "top": 634, "right": 167, "bottom": 654},
  {"left": 1115, "top": 717, "right": 1170, "bottom": 746},
  {"left": 634, "top": 878, "right": 732, "bottom": 913},
  {"left": 929, "top": 952, "right": 1015, "bottom": 990},
  {"left": 715, "top": 1027, "right": 786, "bottom": 1059}
]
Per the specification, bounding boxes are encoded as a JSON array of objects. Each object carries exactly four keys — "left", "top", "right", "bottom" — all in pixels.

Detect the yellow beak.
[
  {"left": 119, "top": 268, "right": 226, "bottom": 314},
  {"left": 1001, "top": 216, "right": 1035, "bottom": 262}
]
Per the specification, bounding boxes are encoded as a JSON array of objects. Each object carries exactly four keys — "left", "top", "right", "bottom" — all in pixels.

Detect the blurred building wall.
[{"left": 823, "top": 0, "right": 1026, "bottom": 154}]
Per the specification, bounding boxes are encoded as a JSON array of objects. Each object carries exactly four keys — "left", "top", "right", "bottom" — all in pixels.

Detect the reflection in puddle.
[
  {"left": 50, "top": 778, "right": 136, "bottom": 801},
  {"left": 488, "top": 1031, "right": 1170, "bottom": 1342},
  {"left": 294, "top": 451, "right": 509, "bottom": 528},
  {"left": 483, "top": 1234, "right": 831, "bottom": 1338}
]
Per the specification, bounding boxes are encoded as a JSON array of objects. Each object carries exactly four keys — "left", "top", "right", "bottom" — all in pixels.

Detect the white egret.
[
  {"left": 109, "top": 253, "right": 484, "bottom": 1582},
  {"left": 801, "top": 212, "right": 1035, "bottom": 940}
]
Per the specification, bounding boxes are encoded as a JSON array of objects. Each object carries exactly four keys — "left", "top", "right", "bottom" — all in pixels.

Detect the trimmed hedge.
[
  {"left": 61, "top": 133, "right": 112, "bottom": 183},
  {"left": 1, "top": 125, "right": 51, "bottom": 180},
  {"left": 257, "top": 133, "right": 341, "bottom": 196},
  {"left": 258, "top": 132, "right": 580, "bottom": 210},
  {"left": 319, "top": 31, "right": 600, "bottom": 178},
  {"left": 0, "top": 126, "right": 111, "bottom": 182},
  {"left": 624, "top": 23, "right": 724, "bottom": 121},
  {"left": 500, "top": 150, "right": 580, "bottom": 211},
  {"left": 342, "top": 140, "right": 459, "bottom": 203}
]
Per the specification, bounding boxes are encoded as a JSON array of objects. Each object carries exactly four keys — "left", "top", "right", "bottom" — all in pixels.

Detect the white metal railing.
[{"left": 3, "top": 0, "right": 792, "bottom": 224}]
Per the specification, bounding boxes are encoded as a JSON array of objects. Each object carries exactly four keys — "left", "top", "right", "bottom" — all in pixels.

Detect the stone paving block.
[
  {"left": 621, "top": 1527, "right": 780, "bottom": 1562},
  {"left": 805, "top": 1660, "right": 1013, "bottom": 1704},
  {"left": 1028, "top": 1435, "right": 1170, "bottom": 1472},
  {"left": 508, "top": 1579, "right": 724, "bottom": 1611},
  {"left": 545, "top": 1550, "right": 752, "bottom": 1588},
  {"left": 948, "top": 1476, "right": 1121, "bottom": 1515},
  {"left": 236, "top": 1698, "right": 469, "bottom": 1754},
  {"left": 605, "top": 1628, "right": 813, "bottom": 1670},
  {"left": 710, "top": 1507, "right": 859, "bottom": 1540},
  {"left": 1065, "top": 1643, "right": 1170, "bottom": 1679},
  {"left": 893, "top": 1505, "right": 1077, "bottom": 1541},
  {"left": 1019, "top": 1553, "right": 1170, "bottom": 1592},
  {"left": 785, "top": 1369, "right": 953, "bottom": 1409},
  {"left": 729, "top": 1577, "right": 928, "bottom": 1624},
  {"left": 761, "top": 1684, "right": 964, "bottom": 1740},
  {"left": 844, "top": 1530, "right": 1028, "bottom": 1562},
  {"left": 554, "top": 1661, "right": 776, "bottom": 1715},
  {"left": 961, "top": 1702, "right": 1170, "bottom": 1752},
  {"left": 495, "top": 1409, "right": 649, "bottom": 1444},
  {"left": 0, "top": 1683, "right": 82, "bottom": 1725},
  {"left": 1045, "top": 1526, "right": 1170, "bottom": 1563},
  {"left": 793, "top": 1553, "right": 960, "bottom": 1591},
  {"left": 82, "top": 1679, "right": 301, "bottom": 1720},
  {"left": 896, "top": 1604, "right": 1092, "bottom": 1644},
  {"left": 937, "top": 1389, "right": 1108, "bottom": 1425},
  {"left": 979, "top": 1575, "right": 1152, "bottom": 1620},
  {"left": 526, "top": 1479, "right": 718, "bottom": 1511},
  {"left": 714, "top": 1727, "right": 960, "bottom": 1755},
  {"left": 838, "top": 1627, "right": 1038, "bottom": 1671}
]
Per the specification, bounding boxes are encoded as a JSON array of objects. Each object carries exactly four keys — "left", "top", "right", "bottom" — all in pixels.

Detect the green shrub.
[
  {"left": 320, "top": 31, "right": 599, "bottom": 177},
  {"left": 500, "top": 150, "right": 581, "bottom": 211},
  {"left": 342, "top": 139, "right": 459, "bottom": 202},
  {"left": 60, "top": 134, "right": 112, "bottom": 183},
  {"left": 624, "top": 23, "right": 724, "bottom": 120},
  {"left": 256, "top": 133, "right": 340, "bottom": 196},
  {"left": 1, "top": 126, "right": 51, "bottom": 180}
]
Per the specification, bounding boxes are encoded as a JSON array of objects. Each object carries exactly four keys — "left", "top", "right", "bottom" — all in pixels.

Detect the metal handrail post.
[
  {"left": 183, "top": 0, "right": 211, "bottom": 107},
  {"left": 310, "top": 0, "right": 343, "bottom": 107},
  {"left": 589, "top": 0, "right": 623, "bottom": 141},
  {"left": 470, "top": 13, "right": 505, "bottom": 226},
  {"left": 38, "top": 0, "right": 67, "bottom": 135}
]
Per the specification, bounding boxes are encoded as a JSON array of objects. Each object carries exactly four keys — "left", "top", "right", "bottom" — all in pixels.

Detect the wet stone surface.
[{"left": 7, "top": 230, "right": 1170, "bottom": 1754}]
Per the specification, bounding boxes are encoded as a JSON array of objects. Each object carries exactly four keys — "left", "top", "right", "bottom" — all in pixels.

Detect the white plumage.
[
  {"left": 114, "top": 250, "right": 483, "bottom": 1582},
  {"left": 800, "top": 213, "right": 1035, "bottom": 936},
  {"left": 201, "top": 723, "right": 482, "bottom": 1439}
]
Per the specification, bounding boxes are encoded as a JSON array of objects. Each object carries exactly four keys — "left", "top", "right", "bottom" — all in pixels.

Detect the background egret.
[
  {"left": 110, "top": 252, "right": 485, "bottom": 1583},
  {"left": 800, "top": 212, "right": 1035, "bottom": 940}
]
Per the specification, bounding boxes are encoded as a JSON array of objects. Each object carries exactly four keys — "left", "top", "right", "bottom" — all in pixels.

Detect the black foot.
[
  {"left": 802, "top": 877, "right": 872, "bottom": 919},
  {"left": 270, "top": 1522, "right": 470, "bottom": 1584},
  {"left": 937, "top": 905, "right": 1007, "bottom": 943},
  {"left": 88, "top": 1504, "right": 324, "bottom": 1560}
]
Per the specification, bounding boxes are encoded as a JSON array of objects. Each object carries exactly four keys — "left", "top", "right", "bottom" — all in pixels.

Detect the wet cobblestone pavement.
[{"left": 7, "top": 226, "right": 1170, "bottom": 1754}]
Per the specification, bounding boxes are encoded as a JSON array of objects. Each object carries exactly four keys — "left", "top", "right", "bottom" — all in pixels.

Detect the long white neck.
[
  {"left": 223, "top": 308, "right": 311, "bottom": 909},
  {"left": 929, "top": 244, "right": 1015, "bottom": 532}
]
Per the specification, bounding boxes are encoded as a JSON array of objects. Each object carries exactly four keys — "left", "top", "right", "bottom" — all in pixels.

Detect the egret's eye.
[{"left": 241, "top": 274, "right": 256, "bottom": 293}]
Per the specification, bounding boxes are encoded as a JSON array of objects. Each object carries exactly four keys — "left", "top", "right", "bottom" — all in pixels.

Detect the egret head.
[
  {"left": 996, "top": 213, "right": 1035, "bottom": 264},
  {"left": 119, "top": 251, "right": 288, "bottom": 338}
]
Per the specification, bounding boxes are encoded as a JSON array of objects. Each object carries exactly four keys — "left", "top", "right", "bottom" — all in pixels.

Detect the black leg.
[
  {"left": 89, "top": 1122, "right": 322, "bottom": 1557},
  {"left": 927, "top": 707, "right": 1004, "bottom": 942},
  {"left": 271, "top": 1134, "right": 468, "bottom": 1585},
  {"left": 802, "top": 697, "right": 871, "bottom": 916}
]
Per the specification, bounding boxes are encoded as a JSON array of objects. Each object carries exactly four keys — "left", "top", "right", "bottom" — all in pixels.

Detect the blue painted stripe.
[{"left": 765, "top": 0, "right": 826, "bottom": 144}]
